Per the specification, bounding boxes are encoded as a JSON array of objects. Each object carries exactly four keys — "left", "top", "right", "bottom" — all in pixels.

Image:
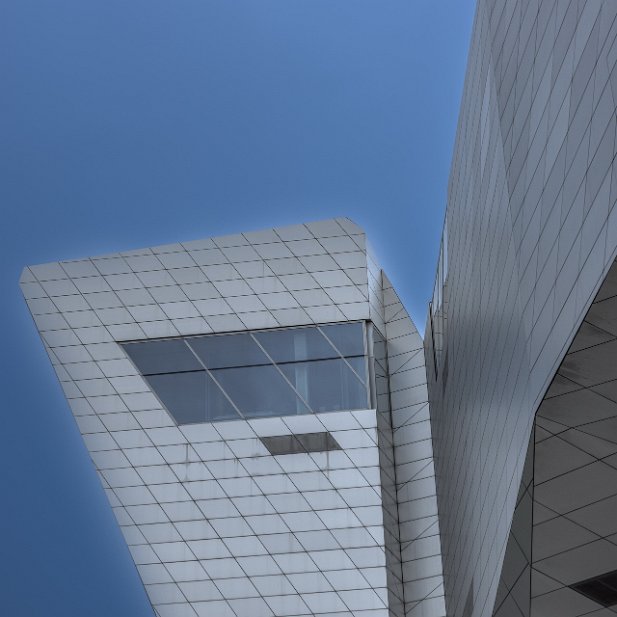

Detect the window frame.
[{"left": 120, "top": 320, "right": 376, "bottom": 426}]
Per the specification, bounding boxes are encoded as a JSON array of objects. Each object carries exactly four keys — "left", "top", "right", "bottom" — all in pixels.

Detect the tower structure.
[{"left": 21, "top": 218, "right": 445, "bottom": 617}]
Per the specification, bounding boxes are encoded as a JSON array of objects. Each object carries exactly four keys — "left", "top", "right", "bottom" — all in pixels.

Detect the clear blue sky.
[{"left": 0, "top": 1, "right": 475, "bottom": 615}]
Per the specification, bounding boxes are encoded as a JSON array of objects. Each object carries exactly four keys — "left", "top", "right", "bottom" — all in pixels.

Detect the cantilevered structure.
[{"left": 21, "top": 218, "right": 445, "bottom": 617}]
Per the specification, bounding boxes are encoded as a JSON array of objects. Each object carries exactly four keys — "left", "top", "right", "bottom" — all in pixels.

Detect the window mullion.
[
  {"left": 184, "top": 339, "right": 244, "bottom": 418},
  {"left": 250, "top": 333, "right": 314, "bottom": 414}
]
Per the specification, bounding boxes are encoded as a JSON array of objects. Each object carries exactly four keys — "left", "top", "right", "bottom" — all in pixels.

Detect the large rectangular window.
[{"left": 121, "top": 322, "right": 370, "bottom": 425}]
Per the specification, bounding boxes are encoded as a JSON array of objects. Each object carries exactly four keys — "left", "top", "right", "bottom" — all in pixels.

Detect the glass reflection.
[
  {"left": 145, "top": 371, "right": 241, "bottom": 424},
  {"left": 254, "top": 327, "right": 337, "bottom": 363},
  {"left": 123, "top": 322, "right": 371, "bottom": 425},
  {"left": 320, "top": 322, "right": 365, "bottom": 357},
  {"left": 280, "top": 357, "right": 367, "bottom": 412},
  {"left": 189, "top": 332, "right": 269, "bottom": 369},
  {"left": 124, "top": 339, "right": 202, "bottom": 375},
  {"left": 212, "top": 365, "right": 310, "bottom": 417}
]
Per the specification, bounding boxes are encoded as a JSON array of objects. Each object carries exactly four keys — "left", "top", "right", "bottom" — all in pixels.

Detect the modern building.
[
  {"left": 21, "top": 2, "right": 617, "bottom": 617},
  {"left": 20, "top": 218, "right": 445, "bottom": 617},
  {"left": 424, "top": 1, "right": 617, "bottom": 617}
]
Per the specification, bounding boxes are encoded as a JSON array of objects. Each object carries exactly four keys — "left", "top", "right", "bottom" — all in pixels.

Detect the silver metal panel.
[
  {"left": 426, "top": 2, "right": 617, "bottom": 616},
  {"left": 22, "top": 218, "right": 441, "bottom": 617}
]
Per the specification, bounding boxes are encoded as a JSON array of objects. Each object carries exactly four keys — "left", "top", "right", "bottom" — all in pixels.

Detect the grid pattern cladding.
[
  {"left": 493, "top": 259, "right": 617, "bottom": 617},
  {"left": 383, "top": 275, "right": 445, "bottom": 617},
  {"left": 531, "top": 258, "right": 617, "bottom": 617},
  {"left": 21, "top": 218, "right": 440, "bottom": 617},
  {"left": 425, "top": 3, "right": 617, "bottom": 617},
  {"left": 491, "top": 432, "right": 534, "bottom": 617}
]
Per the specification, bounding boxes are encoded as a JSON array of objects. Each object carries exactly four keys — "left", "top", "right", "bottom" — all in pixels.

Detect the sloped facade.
[
  {"left": 21, "top": 218, "right": 445, "bottom": 617},
  {"left": 425, "top": 2, "right": 617, "bottom": 617}
]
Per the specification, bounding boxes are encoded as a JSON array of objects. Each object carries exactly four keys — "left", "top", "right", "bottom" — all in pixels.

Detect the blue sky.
[{"left": 0, "top": 1, "right": 475, "bottom": 614}]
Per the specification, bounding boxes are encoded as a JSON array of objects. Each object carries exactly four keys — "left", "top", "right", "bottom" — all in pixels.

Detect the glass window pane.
[
  {"left": 345, "top": 356, "right": 367, "bottom": 383},
  {"left": 146, "top": 371, "right": 240, "bottom": 424},
  {"left": 122, "top": 324, "right": 370, "bottom": 424},
  {"left": 146, "top": 371, "right": 206, "bottom": 424},
  {"left": 188, "top": 332, "right": 270, "bottom": 369},
  {"left": 212, "top": 365, "right": 310, "bottom": 418},
  {"left": 123, "top": 339, "right": 203, "bottom": 375},
  {"left": 280, "top": 358, "right": 368, "bottom": 413},
  {"left": 204, "top": 372, "right": 242, "bottom": 422},
  {"left": 254, "top": 327, "right": 338, "bottom": 363},
  {"left": 319, "top": 322, "right": 365, "bottom": 357}
]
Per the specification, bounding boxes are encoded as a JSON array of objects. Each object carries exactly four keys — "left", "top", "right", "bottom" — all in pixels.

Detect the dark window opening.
[{"left": 261, "top": 432, "right": 341, "bottom": 456}]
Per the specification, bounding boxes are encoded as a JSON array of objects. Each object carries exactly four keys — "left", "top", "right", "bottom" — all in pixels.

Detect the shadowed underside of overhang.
[{"left": 494, "top": 259, "right": 617, "bottom": 617}]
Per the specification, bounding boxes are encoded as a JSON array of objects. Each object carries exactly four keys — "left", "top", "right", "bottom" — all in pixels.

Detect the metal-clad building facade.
[
  {"left": 425, "top": 2, "right": 617, "bottom": 617},
  {"left": 21, "top": 218, "right": 444, "bottom": 617}
]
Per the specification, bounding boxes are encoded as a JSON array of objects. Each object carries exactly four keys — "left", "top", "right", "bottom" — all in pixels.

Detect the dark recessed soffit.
[
  {"left": 260, "top": 432, "right": 341, "bottom": 456},
  {"left": 570, "top": 570, "right": 617, "bottom": 607}
]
